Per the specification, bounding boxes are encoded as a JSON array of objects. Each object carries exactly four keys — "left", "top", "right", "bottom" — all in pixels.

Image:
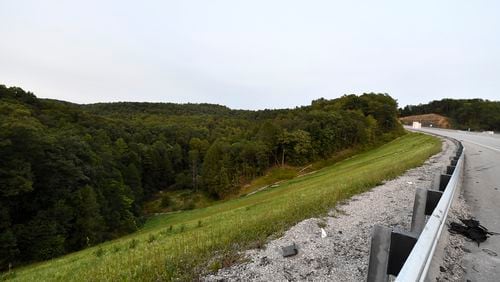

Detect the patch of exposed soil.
[{"left": 400, "top": 113, "right": 451, "bottom": 128}]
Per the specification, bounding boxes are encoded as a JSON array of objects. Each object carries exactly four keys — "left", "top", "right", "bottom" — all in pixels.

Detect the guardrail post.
[
  {"left": 425, "top": 190, "right": 443, "bottom": 215},
  {"left": 387, "top": 230, "right": 418, "bottom": 276},
  {"left": 411, "top": 188, "right": 444, "bottom": 233},
  {"left": 367, "top": 225, "right": 391, "bottom": 282},
  {"left": 367, "top": 226, "right": 419, "bottom": 281},
  {"left": 446, "top": 165, "right": 455, "bottom": 175},
  {"left": 411, "top": 188, "right": 427, "bottom": 234},
  {"left": 439, "top": 174, "right": 451, "bottom": 191},
  {"left": 430, "top": 173, "right": 441, "bottom": 190}
]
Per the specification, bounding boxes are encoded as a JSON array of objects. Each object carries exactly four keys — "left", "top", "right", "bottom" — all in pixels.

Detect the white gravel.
[{"left": 203, "top": 138, "right": 458, "bottom": 282}]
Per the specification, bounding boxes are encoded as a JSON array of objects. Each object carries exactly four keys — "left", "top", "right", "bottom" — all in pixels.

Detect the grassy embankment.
[
  {"left": 237, "top": 147, "right": 359, "bottom": 197},
  {"left": 3, "top": 132, "right": 441, "bottom": 281},
  {"left": 143, "top": 190, "right": 215, "bottom": 214}
]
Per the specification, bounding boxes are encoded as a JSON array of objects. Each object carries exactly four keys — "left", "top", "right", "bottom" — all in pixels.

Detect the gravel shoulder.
[
  {"left": 203, "top": 137, "right": 465, "bottom": 281},
  {"left": 433, "top": 192, "right": 471, "bottom": 282}
]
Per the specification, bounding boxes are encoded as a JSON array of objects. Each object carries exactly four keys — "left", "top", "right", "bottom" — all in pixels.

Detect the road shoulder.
[{"left": 203, "top": 137, "right": 456, "bottom": 281}]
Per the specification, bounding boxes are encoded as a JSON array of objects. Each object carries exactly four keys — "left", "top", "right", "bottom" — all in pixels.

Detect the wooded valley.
[{"left": 0, "top": 85, "right": 403, "bottom": 269}]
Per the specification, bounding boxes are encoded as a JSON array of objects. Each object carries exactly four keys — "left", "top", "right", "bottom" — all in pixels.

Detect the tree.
[
  {"left": 0, "top": 206, "right": 19, "bottom": 269},
  {"left": 69, "top": 185, "right": 104, "bottom": 249},
  {"left": 202, "top": 141, "right": 231, "bottom": 198},
  {"left": 0, "top": 84, "right": 405, "bottom": 268},
  {"left": 122, "top": 163, "right": 143, "bottom": 214},
  {"left": 257, "top": 121, "right": 281, "bottom": 165},
  {"left": 279, "top": 130, "right": 313, "bottom": 165},
  {"left": 188, "top": 138, "right": 209, "bottom": 190}
]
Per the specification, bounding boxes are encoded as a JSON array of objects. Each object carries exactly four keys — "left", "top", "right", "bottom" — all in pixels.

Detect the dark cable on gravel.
[{"left": 448, "top": 218, "right": 499, "bottom": 246}]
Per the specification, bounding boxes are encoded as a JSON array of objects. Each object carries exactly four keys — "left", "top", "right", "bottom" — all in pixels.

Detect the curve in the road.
[{"left": 414, "top": 127, "right": 500, "bottom": 281}]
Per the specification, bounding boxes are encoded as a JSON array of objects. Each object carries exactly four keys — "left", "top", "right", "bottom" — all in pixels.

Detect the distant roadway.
[{"left": 417, "top": 127, "right": 500, "bottom": 281}]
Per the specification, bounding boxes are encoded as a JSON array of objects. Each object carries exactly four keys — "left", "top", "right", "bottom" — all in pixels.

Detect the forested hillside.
[
  {"left": 0, "top": 85, "right": 403, "bottom": 269},
  {"left": 399, "top": 98, "right": 500, "bottom": 131}
]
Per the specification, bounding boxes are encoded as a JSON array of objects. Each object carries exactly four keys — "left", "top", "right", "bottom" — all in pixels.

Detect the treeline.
[
  {"left": 0, "top": 85, "right": 403, "bottom": 269},
  {"left": 400, "top": 98, "right": 500, "bottom": 131}
]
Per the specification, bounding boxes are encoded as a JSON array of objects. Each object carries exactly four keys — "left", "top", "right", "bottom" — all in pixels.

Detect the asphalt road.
[{"left": 417, "top": 127, "right": 500, "bottom": 281}]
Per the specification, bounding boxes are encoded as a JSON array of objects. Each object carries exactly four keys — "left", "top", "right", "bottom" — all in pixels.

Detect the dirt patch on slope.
[{"left": 400, "top": 113, "right": 451, "bottom": 128}]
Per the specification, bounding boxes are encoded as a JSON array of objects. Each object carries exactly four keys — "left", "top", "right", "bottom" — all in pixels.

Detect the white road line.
[{"left": 462, "top": 139, "right": 500, "bottom": 153}]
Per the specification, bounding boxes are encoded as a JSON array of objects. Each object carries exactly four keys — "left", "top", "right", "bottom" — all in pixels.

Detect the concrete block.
[{"left": 281, "top": 243, "right": 298, "bottom": 257}]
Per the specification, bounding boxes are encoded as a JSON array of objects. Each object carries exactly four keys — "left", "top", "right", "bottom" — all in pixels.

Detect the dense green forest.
[
  {"left": 399, "top": 98, "right": 500, "bottom": 131},
  {"left": 0, "top": 85, "right": 403, "bottom": 269}
]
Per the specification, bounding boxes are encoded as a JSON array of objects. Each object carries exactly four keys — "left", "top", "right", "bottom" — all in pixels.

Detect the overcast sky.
[{"left": 1, "top": 1, "right": 499, "bottom": 109}]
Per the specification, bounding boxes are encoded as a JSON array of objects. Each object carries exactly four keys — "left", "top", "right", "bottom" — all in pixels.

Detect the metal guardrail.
[
  {"left": 395, "top": 144, "right": 463, "bottom": 281},
  {"left": 367, "top": 139, "right": 464, "bottom": 281}
]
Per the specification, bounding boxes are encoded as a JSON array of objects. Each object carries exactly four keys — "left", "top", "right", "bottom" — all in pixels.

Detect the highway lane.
[{"left": 417, "top": 127, "right": 500, "bottom": 281}]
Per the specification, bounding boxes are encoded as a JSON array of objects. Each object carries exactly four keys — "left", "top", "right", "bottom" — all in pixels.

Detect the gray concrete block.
[{"left": 281, "top": 243, "right": 298, "bottom": 257}]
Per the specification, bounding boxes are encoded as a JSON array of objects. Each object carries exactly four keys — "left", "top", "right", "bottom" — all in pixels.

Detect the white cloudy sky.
[{"left": 1, "top": 0, "right": 499, "bottom": 109}]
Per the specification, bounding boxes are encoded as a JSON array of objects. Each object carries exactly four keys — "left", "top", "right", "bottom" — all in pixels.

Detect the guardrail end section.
[{"left": 367, "top": 225, "right": 391, "bottom": 282}]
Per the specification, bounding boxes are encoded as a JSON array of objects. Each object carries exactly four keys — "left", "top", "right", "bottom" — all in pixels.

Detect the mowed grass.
[{"left": 4, "top": 132, "right": 441, "bottom": 281}]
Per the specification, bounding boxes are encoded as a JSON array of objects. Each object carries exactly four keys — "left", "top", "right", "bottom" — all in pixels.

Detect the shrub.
[
  {"left": 160, "top": 195, "right": 173, "bottom": 208},
  {"left": 94, "top": 248, "right": 105, "bottom": 257},
  {"left": 128, "top": 239, "right": 138, "bottom": 249}
]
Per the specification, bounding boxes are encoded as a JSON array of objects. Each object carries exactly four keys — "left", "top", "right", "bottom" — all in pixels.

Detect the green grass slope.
[{"left": 3, "top": 132, "right": 441, "bottom": 281}]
